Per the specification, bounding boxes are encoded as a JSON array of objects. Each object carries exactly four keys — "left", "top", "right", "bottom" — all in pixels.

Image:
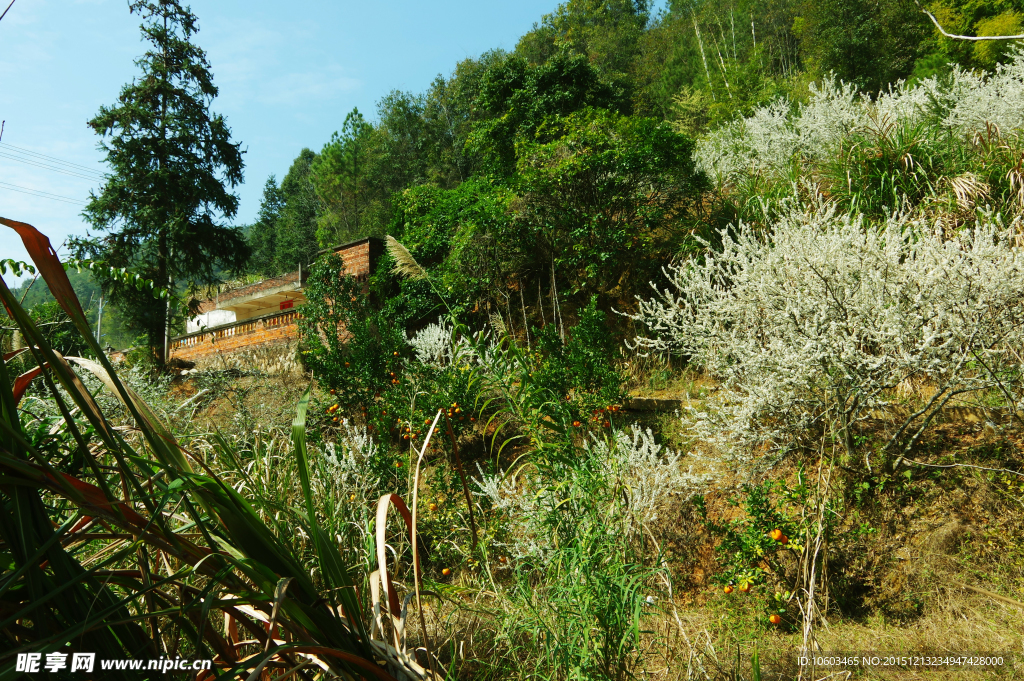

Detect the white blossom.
[
  {"left": 628, "top": 199, "right": 1024, "bottom": 460},
  {"left": 696, "top": 47, "right": 1024, "bottom": 186}
]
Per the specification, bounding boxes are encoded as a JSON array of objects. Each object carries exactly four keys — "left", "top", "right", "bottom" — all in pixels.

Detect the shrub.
[
  {"left": 298, "top": 252, "right": 407, "bottom": 417},
  {"left": 528, "top": 297, "right": 627, "bottom": 425},
  {"left": 474, "top": 428, "right": 674, "bottom": 679},
  {"left": 696, "top": 49, "right": 1024, "bottom": 219},
  {"left": 629, "top": 199, "right": 1024, "bottom": 466}
]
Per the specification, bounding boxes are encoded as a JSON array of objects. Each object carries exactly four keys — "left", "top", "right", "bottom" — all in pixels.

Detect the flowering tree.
[{"left": 628, "top": 200, "right": 1024, "bottom": 468}]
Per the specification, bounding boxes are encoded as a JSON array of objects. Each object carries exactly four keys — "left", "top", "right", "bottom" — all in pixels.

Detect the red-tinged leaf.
[
  {"left": 68, "top": 515, "right": 95, "bottom": 534},
  {"left": 3, "top": 347, "right": 29, "bottom": 362},
  {"left": 0, "top": 217, "right": 91, "bottom": 334},
  {"left": 13, "top": 366, "right": 44, "bottom": 404}
]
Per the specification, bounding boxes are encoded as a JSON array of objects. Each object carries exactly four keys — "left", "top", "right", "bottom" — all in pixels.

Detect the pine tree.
[
  {"left": 246, "top": 175, "right": 285, "bottom": 276},
  {"left": 72, "top": 0, "right": 247, "bottom": 362}
]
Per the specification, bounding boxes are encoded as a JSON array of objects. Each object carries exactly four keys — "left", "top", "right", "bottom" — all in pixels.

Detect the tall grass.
[{"left": 0, "top": 217, "right": 439, "bottom": 680}]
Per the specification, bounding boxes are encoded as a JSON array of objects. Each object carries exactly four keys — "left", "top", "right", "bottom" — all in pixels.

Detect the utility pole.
[{"left": 95, "top": 294, "right": 104, "bottom": 344}]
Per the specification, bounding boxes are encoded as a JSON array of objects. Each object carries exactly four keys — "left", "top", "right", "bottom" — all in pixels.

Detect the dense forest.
[{"left": 245, "top": 0, "right": 1024, "bottom": 316}]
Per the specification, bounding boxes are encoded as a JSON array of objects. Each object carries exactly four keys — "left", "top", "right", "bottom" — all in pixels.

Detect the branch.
[{"left": 922, "top": 7, "right": 1024, "bottom": 41}]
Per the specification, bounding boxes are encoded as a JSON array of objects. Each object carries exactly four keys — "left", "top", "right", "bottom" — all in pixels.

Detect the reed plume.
[{"left": 386, "top": 235, "right": 428, "bottom": 280}]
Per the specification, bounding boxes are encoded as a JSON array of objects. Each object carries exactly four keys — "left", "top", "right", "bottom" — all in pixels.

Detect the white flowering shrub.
[
  {"left": 321, "top": 418, "right": 380, "bottom": 494},
  {"left": 406, "top": 318, "right": 455, "bottom": 367},
  {"left": 588, "top": 426, "right": 711, "bottom": 528},
  {"left": 629, "top": 200, "right": 1024, "bottom": 464},
  {"left": 696, "top": 48, "right": 1024, "bottom": 187},
  {"left": 475, "top": 426, "right": 710, "bottom": 563}
]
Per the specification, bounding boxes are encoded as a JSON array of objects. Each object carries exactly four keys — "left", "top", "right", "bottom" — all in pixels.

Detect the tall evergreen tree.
[
  {"left": 311, "top": 109, "right": 375, "bottom": 247},
  {"left": 72, "top": 0, "right": 246, "bottom": 362},
  {"left": 276, "top": 148, "right": 321, "bottom": 270},
  {"left": 246, "top": 175, "right": 285, "bottom": 276}
]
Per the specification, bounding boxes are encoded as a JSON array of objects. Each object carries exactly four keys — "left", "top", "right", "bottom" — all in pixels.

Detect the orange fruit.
[
  {"left": 349, "top": 494, "right": 356, "bottom": 501},
  {"left": 724, "top": 585, "right": 734, "bottom": 594},
  {"left": 429, "top": 503, "right": 437, "bottom": 511},
  {"left": 780, "top": 535, "right": 789, "bottom": 544},
  {"left": 739, "top": 583, "right": 751, "bottom": 593},
  {"left": 770, "top": 528, "right": 783, "bottom": 541},
  {"left": 573, "top": 421, "right": 582, "bottom": 427},
  {"left": 442, "top": 568, "right": 451, "bottom": 576},
  {"left": 769, "top": 614, "right": 781, "bottom": 625},
  {"left": 330, "top": 388, "right": 336, "bottom": 395}
]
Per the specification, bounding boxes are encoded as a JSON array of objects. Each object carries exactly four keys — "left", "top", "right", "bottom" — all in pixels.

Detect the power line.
[
  {"left": 0, "top": 181, "right": 85, "bottom": 206},
  {"left": 0, "top": 152, "right": 105, "bottom": 182},
  {"left": 0, "top": 142, "right": 106, "bottom": 176},
  {"left": 0, "top": 0, "right": 16, "bottom": 24}
]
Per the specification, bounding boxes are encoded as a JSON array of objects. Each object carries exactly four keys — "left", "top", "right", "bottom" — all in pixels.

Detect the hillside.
[{"left": 4, "top": 1, "right": 1024, "bottom": 679}]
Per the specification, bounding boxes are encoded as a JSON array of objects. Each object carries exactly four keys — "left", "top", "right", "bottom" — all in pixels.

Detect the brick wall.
[{"left": 332, "top": 237, "right": 381, "bottom": 281}]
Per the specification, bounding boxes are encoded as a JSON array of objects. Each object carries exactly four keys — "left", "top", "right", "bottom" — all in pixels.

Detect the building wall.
[
  {"left": 171, "top": 310, "right": 300, "bottom": 370},
  {"left": 170, "top": 237, "right": 380, "bottom": 372},
  {"left": 186, "top": 308, "right": 237, "bottom": 333}
]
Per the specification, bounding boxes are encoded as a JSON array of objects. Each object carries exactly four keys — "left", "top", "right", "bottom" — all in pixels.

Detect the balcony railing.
[{"left": 170, "top": 308, "right": 301, "bottom": 350}]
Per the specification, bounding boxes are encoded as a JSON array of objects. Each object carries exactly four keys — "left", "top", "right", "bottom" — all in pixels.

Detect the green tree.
[
  {"left": 276, "top": 148, "right": 321, "bottom": 271},
  {"left": 312, "top": 109, "right": 376, "bottom": 247},
  {"left": 72, "top": 0, "right": 246, "bottom": 362},
  {"left": 514, "top": 108, "right": 709, "bottom": 300},
  {"left": 469, "top": 50, "right": 628, "bottom": 175},
  {"left": 798, "top": 0, "right": 929, "bottom": 93},
  {"left": 530, "top": 0, "right": 651, "bottom": 78},
  {"left": 247, "top": 175, "right": 285, "bottom": 276}
]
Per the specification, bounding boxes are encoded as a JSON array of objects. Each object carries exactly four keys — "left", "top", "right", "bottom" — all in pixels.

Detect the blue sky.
[{"left": 0, "top": 0, "right": 577, "bottom": 285}]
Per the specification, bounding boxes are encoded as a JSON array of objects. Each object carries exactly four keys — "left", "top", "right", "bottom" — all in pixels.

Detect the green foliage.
[
  {"left": 482, "top": 445, "right": 660, "bottom": 680},
  {"left": 697, "top": 478, "right": 811, "bottom": 591},
  {"left": 529, "top": 297, "right": 627, "bottom": 424},
  {"left": 298, "top": 254, "right": 407, "bottom": 419},
  {"left": 313, "top": 109, "right": 377, "bottom": 248},
  {"left": 71, "top": 0, "right": 247, "bottom": 361},
  {"left": 248, "top": 149, "right": 322, "bottom": 278},
  {"left": 696, "top": 470, "right": 838, "bottom": 634},
  {"left": 469, "top": 50, "right": 628, "bottom": 174},
  {"left": 390, "top": 177, "right": 516, "bottom": 320},
  {"left": 245, "top": 175, "right": 285, "bottom": 275},
  {"left": 27, "top": 301, "right": 93, "bottom": 358},
  {"left": 518, "top": 0, "right": 650, "bottom": 80},
  {"left": 798, "top": 0, "right": 931, "bottom": 93},
  {"left": 7, "top": 269, "right": 136, "bottom": 351},
  {"left": 515, "top": 107, "right": 709, "bottom": 296}
]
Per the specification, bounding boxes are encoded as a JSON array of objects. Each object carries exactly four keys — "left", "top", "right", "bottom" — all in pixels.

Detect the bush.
[
  {"left": 696, "top": 49, "right": 1024, "bottom": 220},
  {"left": 528, "top": 297, "right": 627, "bottom": 426},
  {"left": 298, "top": 252, "right": 408, "bottom": 417},
  {"left": 629, "top": 199, "right": 1024, "bottom": 466}
]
